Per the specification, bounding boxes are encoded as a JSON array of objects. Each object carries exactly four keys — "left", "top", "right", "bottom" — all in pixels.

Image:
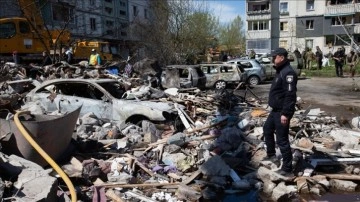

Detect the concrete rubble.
[{"left": 0, "top": 60, "right": 360, "bottom": 201}]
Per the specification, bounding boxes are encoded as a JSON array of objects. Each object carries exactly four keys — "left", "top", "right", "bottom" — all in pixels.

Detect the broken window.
[
  {"left": 98, "top": 82, "right": 125, "bottom": 99},
  {"left": 306, "top": 20, "right": 314, "bottom": 30},
  {"left": 38, "top": 83, "right": 106, "bottom": 100},
  {"left": 52, "top": 4, "right": 74, "bottom": 23},
  {"left": 105, "top": 7, "right": 113, "bottom": 14},
  {"left": 240, "top": 62, "right": 253, "bottom": 69},
  {"left": 331, "top": 16, "right": 347, "bottom": 26},
  {"left": 280, "top": 21, "right": 288, "bottom": 31},
  {"left": 19, "top": 21, "right": 30, "bottom": 34},
  {"left": 179, "top": 69, "right": 189, "bottom": 78},
  {"left": 0, "top": 22, "right": 16, "bottom": 38}
]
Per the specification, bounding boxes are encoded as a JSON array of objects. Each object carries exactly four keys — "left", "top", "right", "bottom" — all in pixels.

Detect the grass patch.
[{"left": 302, "top": 59, "right": 360, "bottom": 78}]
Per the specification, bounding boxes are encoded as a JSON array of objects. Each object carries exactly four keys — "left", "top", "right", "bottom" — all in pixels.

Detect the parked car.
[
  {"left": 161, "top": 65, "right": 206, "bottom": 89},
  {"left": 22, "top": 79, "right": 179, "bottom": 124},
  {"left": 257, "top": 52, "right": 302, "bottom": 79},
  {"left": 199, "top": 63, "right": 247, "bottom": 89},
  {"left": 226, "top": 59, "right": 267, "bottom": 86}
]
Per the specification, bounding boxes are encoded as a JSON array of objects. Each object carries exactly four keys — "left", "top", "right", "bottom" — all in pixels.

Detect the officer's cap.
[{"left": 271, "top": 48, "right": 288, "bottom": 57}]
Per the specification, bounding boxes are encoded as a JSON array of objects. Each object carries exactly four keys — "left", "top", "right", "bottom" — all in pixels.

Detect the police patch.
[{"left": 286, "top": 75, "right": 293, "bottom": 83}]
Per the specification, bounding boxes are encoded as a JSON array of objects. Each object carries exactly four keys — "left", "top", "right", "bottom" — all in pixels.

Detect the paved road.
[{"left": 238, "top": 76, "right": 360, "bottom": 119}]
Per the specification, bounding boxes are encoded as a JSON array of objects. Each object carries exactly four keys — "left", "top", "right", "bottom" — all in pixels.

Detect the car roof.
[
  {"left": 36, "top": 78, "right": 118, "bottom": 88},
  {"left": 165, "top": 65, "right": 200, "bottom": 69}
]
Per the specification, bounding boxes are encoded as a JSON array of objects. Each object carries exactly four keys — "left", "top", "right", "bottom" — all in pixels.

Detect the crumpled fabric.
[
  {"left": 82, "top": 159, "right": 111, "bottom": 179},
  {"left": 212, "top": 126, "right": 244, "bottom": 152}
]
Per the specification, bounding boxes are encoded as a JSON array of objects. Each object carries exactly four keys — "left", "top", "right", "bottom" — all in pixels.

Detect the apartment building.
[
  {"left": 246, "top": 0, "right": 360, "bottom": 54},
  {"left": 0, "top": 0, "right": 153, "bottom": 58}
]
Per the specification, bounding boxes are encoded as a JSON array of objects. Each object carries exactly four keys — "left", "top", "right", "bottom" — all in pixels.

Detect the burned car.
[
  {"left": 161, "top": 65, "right": 206, "bottom": 89},
  {"left": 22, "top": 79, "right": 179, "bottom": 124},
  {"left": 200, "top": 63, "right": 247, "bottom": 90}
]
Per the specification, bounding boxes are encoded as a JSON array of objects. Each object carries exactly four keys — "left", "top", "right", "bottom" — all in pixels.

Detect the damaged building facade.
[{"left": 0, "top": 0, "right": 151, "bottom": 59}]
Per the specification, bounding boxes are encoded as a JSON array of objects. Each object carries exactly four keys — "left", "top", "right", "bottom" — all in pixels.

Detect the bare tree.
[{"left": 130, "top": 0, "right": 219, "bottom": 65}]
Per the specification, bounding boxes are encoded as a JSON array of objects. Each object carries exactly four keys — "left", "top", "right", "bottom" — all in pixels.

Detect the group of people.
[
  {"left": 12, "top": 48, "right": 102, "bottom": 66},
  {"left": 293, "top": 46, "right": 324, "bottom": 70},
  {"left": 293, "top": 46, "right": 359, "bottom": 77},
  {"left": 332, "top": 47, "right": 358, "bottom": 77}
]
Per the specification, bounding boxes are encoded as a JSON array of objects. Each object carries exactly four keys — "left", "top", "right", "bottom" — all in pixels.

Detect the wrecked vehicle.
[
  {"left": 22, "top": 79, "right": 179, "bottom": 124},
  {"left": 200, "top": 63, "right": 247, "bottom": 89},
  {"left": 161, "top": 65, "right": 206, "bottom": 89},
  {"left": 225, "top": 59, "right": 267, "bottom": 86}
]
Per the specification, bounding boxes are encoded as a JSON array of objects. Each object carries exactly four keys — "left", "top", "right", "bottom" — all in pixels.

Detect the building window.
[
  {"left": 52, "top": 4, "right": 74, "bottom": 23},
  {"left": 90, "top": 18, "right": 96, "bottom": 30},
  {"left": 106, "top": 30, "right": 114, "bottom": 36},
  {"left": 120, "top": 1, "right": 126, "bottom": 7},
  {"left": 121, "top": 31, "right": 127, "bottom": 36},
  {"left": 105, "top": 7, "right": 113, "bottom": 14},
  {"left": 331, "top": 17, "right": 346, "bottom": 25},
  {"left": 279, "top": 40, "right": 288, "bottom": 49},
  {"left": 105, "top": 0, "right": 112, "bottom": 2},
  {"left": 280, "top": 2, "right": 288, "bottom": 13},
  {"left": 259, "top": 21, "right": 268, "bottom": 30},
  {"left": 144, "top": 9, "right": 148, "bottom": 19},
  {"left": 280, "top": 21, "right": 288, "bottom": 31},
  {"left": 248, "top": 21, "right": 268, "bottom": 31},
  {"left": 133, "top": 6, "right": 138, "bottom": 17},
  {"left": 306, "top": 20, "right": 314, "bottom": 29},
  {"left": 90, "top": 0, "right": 95, "bottom": 6},
  {"left": 120, "top": 10, "right": 126, "bottom": 16},
  {"left": 305, "top": 39, "right": 313, "bottom": 49},
  {"left": 306, "top": 0, "right": 315, "bottom": 10},
  {"left": 106, "top": 20, "right": 114, "bottom": 27}
]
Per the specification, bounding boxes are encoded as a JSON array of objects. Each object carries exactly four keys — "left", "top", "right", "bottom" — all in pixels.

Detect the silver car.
[
  {"left": 257, "top": 52, "right": 301, "bottom": 79},
  {"left": 226, "top": 59, "right": 267, "bottom": 85},
  {"left": 23, "top": 79, "right": 179, "bottom": 124}
]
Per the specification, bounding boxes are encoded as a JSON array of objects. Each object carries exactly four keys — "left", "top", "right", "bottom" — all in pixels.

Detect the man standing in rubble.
[
  {"left": 263, "top": 48, "right": 298, "bottom": 176},
  {"left": 89, "top": 49, "right": 101, "bottom": 66}
]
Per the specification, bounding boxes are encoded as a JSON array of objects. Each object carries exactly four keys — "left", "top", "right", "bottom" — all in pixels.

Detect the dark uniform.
[{"left": 263, "top": 50, "right": 298, "bottom": 173}]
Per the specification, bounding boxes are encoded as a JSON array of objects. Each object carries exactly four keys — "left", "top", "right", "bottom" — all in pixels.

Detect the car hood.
[{"left": 134, "top": 101, "right": 178, "bottom": 112}]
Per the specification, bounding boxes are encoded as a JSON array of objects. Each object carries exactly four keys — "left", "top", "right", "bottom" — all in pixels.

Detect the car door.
[{"left": 201, "top": 65, "right": 220, "bottom": 87}]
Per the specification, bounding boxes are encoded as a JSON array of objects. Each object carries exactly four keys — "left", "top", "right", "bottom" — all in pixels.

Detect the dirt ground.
[{"left": 238, "top": 76, "right": 360, "bottom": 122}]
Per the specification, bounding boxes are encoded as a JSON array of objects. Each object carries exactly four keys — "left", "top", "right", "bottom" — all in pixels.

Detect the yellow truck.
[{"left": 0, "top": 0, "right": 114, "bottom": 64}]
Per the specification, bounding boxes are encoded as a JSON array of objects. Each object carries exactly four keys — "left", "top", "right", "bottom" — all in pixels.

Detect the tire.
[
  {"left": 247, "top": 75, "right": 260, "bottom": 86},
  {"left": 214, "top": 80, "right": 226, "bottom": 89}
]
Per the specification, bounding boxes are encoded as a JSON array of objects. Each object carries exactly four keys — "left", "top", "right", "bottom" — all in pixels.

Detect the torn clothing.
[{"left": 268, "top": 60, "right": 298, "bottom": 118}]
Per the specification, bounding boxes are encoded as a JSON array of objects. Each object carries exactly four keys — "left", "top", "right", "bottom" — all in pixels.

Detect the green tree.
[{"left": 219, "top": 16, "right": 246, "bottom": 56}]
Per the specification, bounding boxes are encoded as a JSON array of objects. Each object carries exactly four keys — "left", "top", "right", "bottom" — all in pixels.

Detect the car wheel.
[
  {"left": 247, "top": 75, "right": 260, "bottom": 86},
  {"left": 214, "top": 80, "right": 226, "bottom": 89}
]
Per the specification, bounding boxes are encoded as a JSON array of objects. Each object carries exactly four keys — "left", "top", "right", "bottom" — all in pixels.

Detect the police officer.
[{"left": 263, "top": 48, "right": 297, "bottom": 176}]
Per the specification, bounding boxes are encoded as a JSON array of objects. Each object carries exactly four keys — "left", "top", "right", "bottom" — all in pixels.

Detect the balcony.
[
  {"left": 247, "top": 9, "right": 271, "bottom": 15},
  {"left": 354, "top": 24, "right": 360, "bottom": 34},
  {"left": 247, "top": 13, "right": 271, "bottom": 21},
  {"left": 325, "top": 3, "right": 359, "bottom": 16},
  {"left": 246, "top": 30, "right": 271, "bottom": 39}
]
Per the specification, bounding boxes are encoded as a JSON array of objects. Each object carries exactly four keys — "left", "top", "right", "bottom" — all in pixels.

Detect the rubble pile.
[{"left": 0, "top": 61, "right": 360, "bottom": 201}]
